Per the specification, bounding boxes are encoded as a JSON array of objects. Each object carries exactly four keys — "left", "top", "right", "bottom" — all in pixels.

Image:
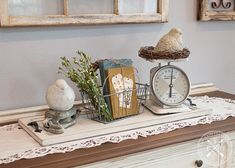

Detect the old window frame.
[
  {"left": 0, "top": 0, "right": 169, "bottom": 27},
  {"left": 199, "top": 0, "right": 235, "bottom": 21}
]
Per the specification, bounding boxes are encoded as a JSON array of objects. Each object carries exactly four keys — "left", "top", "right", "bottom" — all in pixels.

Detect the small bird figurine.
[
  {"left": 154, "top": 28, "right": 183, "bottom": 53},
  {"left": 46, "top": 79, "right": 75, "bottom": 111}
]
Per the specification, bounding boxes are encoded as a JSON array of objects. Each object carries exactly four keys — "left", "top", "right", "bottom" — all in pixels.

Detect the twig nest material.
[
  {"left": 138, "top": 46, "right": 190, "bottom": 61},
  {"left": 46, "top": 79, "right": 75, "bottom": 111}
]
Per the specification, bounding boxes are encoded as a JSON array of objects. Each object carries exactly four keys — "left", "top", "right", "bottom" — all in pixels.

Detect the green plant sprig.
[{"left": 59, "top": 51, "right": 113, "bottom": 121}]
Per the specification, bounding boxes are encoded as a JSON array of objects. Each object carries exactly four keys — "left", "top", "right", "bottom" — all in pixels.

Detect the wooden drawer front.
[
  {"left": 143, "top": 153, "right": 208, "bottom": 168},
  {"left": 217, "top": 131, "right": 235, "bottom": 168},
  {"left": 78, "top": 150, "right": 218, "bottom": 168},
  {"left": 79, "top": 128, "right": 235, "bottom": 168},
  {"left": 229, "top": 139, "right": 235, "bottom": 167},
  {"left": 78, "top": 142, "right": 221, "bottom": 168}
]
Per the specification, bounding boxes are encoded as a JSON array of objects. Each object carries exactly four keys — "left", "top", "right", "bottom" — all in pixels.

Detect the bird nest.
[{"left": 138, "top": 46, "right": 190, "bottom": 60}]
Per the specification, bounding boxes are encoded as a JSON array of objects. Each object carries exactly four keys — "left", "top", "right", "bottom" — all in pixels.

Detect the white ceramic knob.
[{"left": 46, "top": 79, "right": 75, "bottom": 111}]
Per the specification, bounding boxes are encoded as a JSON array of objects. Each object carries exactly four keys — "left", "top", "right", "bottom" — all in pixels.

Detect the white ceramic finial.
[
  {"left": 46, "top": 79, "right": 75, "bottom": 111},
  {"left": 55, "top": 79, "right": 68, "bottom": 90}
]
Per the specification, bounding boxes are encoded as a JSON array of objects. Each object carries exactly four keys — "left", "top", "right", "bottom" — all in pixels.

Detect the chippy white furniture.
[
  {"left": 80, "top": 131, "right": 235, "bottom": 168},
  {"left": 0, "top": 91, "right": 235, "bottom": 168}
]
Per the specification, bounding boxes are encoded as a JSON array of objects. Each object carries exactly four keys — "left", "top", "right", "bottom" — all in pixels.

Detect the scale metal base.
[{"left": 144, "top": 99, "right": 191, "bottom": 115}]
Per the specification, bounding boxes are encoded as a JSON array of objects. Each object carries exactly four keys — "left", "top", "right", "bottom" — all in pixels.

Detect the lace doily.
[{"left": 0, "top": 96, "right": 235, "bottom": 164}]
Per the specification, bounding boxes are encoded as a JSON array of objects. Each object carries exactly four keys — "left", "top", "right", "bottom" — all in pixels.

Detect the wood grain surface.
[{"left": 106, "top": 66, "right": 138, "bottom": 119}]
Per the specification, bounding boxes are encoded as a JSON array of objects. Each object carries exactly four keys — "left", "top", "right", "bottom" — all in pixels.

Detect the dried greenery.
[{"left": 59, "top": 51, "right": 113, "bottom": 121}]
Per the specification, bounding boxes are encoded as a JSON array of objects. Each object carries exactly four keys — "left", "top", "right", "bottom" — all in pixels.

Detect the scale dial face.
[{"left": 152, "top": 65, "right": 190, "bottom": 106}]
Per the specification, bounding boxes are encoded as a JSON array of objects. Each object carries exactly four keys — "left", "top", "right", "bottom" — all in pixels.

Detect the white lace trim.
[{"left": 0, "top": 96, "right": 235, "bottom": 164}]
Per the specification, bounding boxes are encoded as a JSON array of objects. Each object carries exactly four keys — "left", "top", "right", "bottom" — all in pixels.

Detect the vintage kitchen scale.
[
  {"left": 139, "top": 28, "right": 196, "bottom": 114},
  {"left": 145, "top": 60, "right": 192, "bottom": 114},
  {"left": 138, "top": 28, "right": 194, "bottom": 114}
]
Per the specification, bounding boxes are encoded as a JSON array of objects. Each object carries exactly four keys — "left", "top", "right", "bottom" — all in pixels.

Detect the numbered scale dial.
[{"left": 151, "top": 65, "right": 190, "bottom": 107}]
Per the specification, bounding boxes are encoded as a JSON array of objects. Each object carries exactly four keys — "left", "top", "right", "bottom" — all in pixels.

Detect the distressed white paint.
[
  {"left": 78, "top": 132, "right": 235, "bottom": 168},
  {"left": 19, "top": 107, "right": 212, "bottom": 146},
  {"left": 1, "top": 0, "right": 166, "bottom": 26}
]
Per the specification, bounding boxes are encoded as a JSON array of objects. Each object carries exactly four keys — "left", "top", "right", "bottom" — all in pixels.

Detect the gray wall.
[{"left": 0, "top": 0, "right": 235, "bottom": 111}]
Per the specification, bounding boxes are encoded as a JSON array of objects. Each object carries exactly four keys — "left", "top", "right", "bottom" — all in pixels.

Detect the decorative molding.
[
  {"left": 0, "top": 101, "right": 82, "bottom": 124},
  {"left": 199, "top": 0, "right": 235, "bottom": 21}
]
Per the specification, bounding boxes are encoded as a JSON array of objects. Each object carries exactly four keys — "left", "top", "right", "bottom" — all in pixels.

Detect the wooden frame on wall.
[
  {"left": 199, "top": 0, "right": 235, "bottom": 21},
  {"left": 0, "top": 0, "right": 169, "bottom": 27}
]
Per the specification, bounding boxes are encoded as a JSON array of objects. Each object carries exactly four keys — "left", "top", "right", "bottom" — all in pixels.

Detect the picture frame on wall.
[{"left": 199, "top": 0, "right": 235, "bottom": 21}]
